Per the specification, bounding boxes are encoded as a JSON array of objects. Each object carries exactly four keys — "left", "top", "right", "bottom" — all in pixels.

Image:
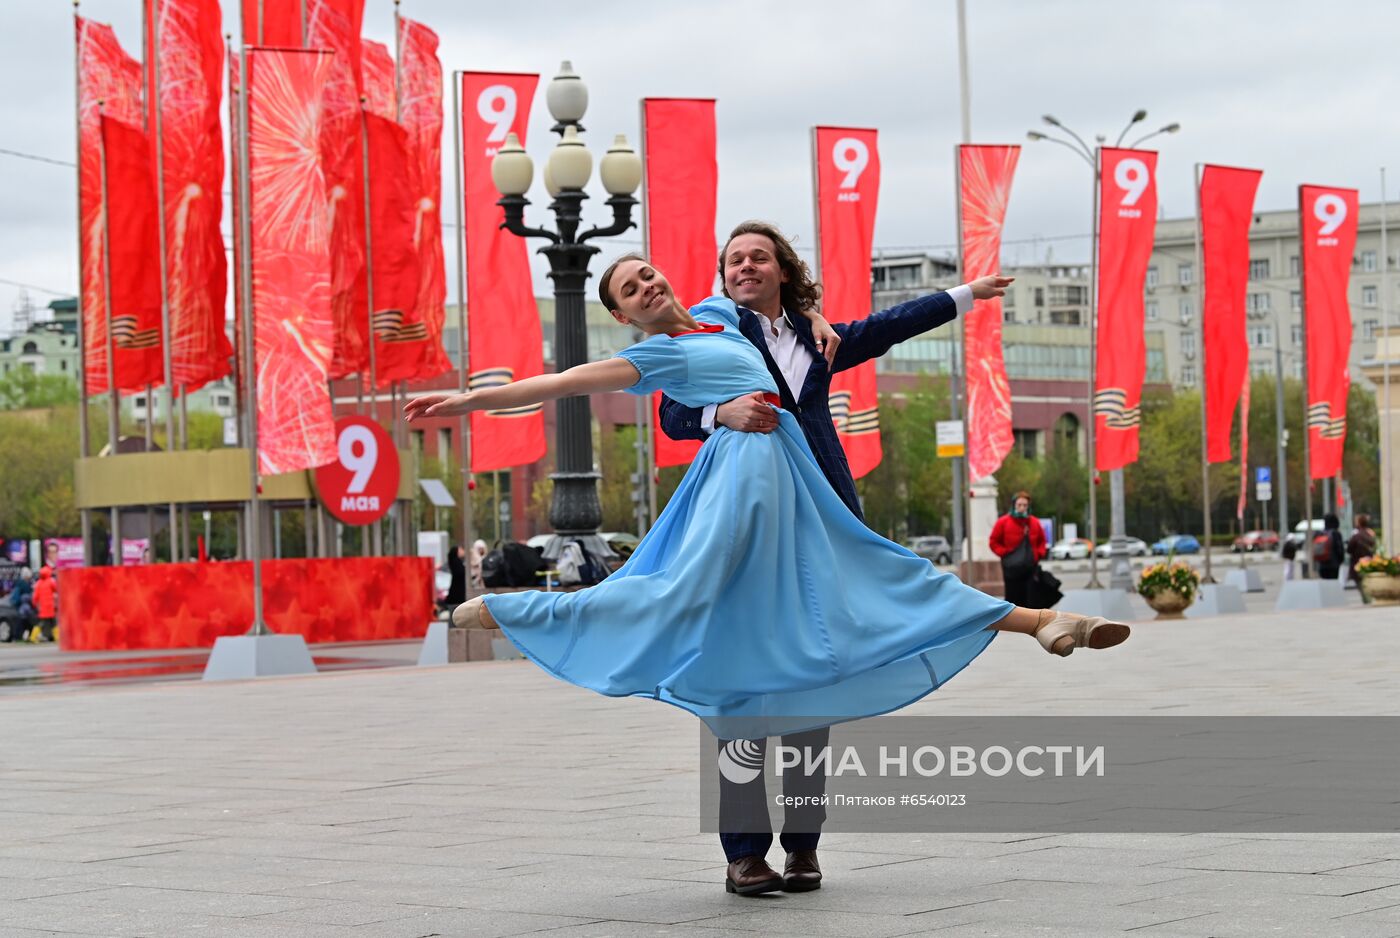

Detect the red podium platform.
[{"left": 58, "top": 557, "right": 434, "bottom": 651}]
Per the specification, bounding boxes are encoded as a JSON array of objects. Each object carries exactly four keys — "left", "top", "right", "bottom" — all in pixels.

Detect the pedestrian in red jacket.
[
  {"left": 988, "top": 491, "right": 1047, "bottom": 606},
  {"left": 32, "top": 565, "right": 57, "bottom": 642}
]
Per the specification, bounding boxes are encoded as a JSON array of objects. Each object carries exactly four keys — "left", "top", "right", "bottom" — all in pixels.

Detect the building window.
[
  {"left": 1250, "top": 359, "right": 1275, "bottom": 377},
  {"left": 1012, "top": 428, "right": 1038, "bottom": 460},
  {"left": 1003, "top": 289, "right": 1015, "bottom": 308},
  {"left": 1292, "top": 360, "right": 1304, "bottom": 380},
  {"left": 1363, "top": 250, "right": 1378, "bottom": 272},
  {"left": 21, "top": 341, "right": 38, "bottom": 354},
  {"left": 411, "top": 429, "right": 425, "bottom": 457},
  {"left": 1289, "top": 255, "right": 1300, "bottom": 277},
  {"left": 1363, "top": 285, "right": 1378, "bottom": 307},
  {"left": 1249, "top": 258, "right": 1270, "bottom": 280},
  {"left": 437, "top": 427, "right": 452, "bottom": 459},
  {"left": 1053, "top": 413, "right": 1079, "bottom": 453},
  {"left": 1178, "top": 262, "right": 1194, "bottom": 286},
  {"left": 1002, "top": 306, "right": 1015, "bottom": 324},
  {"left": 1364, "top": 319, "right": 1379, "bottom": 341},
  {"left": 1179, "top": 298, "right": 1194, "bottom": 323},
  {"left": 134, "top": 395, "right": 146, "bottom": 407},
  {"left": 1181, "top": 331, "right": 1196, "bottom": 358},
  {"left": 1180, "top": 364, "right": 1197, "bottom": 387},
  {"left": 1033, "top": 287, "right": 1045, "bottom": 307},
  {"left": 1146, "top": 301, "right": 1159, "bottom": 322},
  {"left": 1146, "top": 266, "right": 1159, "bottom": 288},
  {"left": 1245, "top": 292, "right": 1270, "bottom": 314},
  {"left": 1290, "top": 290, "right": 1301, "bottom": 313},
  {"left": 60, "top": 360, "right": 67, "bottom": 371},
  {"left": 1291, "top": 323, "right": 1303, "bottom": 346},
  {"left": 1247, "top": 325, "right": 1273, "bottom": 348}
]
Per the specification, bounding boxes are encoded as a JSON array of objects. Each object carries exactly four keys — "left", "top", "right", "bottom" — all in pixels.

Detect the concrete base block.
[
  {"left": 1275, "top": 579, "right": 1346, "bottom": 611},
  {"left": 1185, "top": 583, "right": 1247, "bottom": 618},
  {"left": 417, "top": 620, "right": 449, "bottom": 666},
  {"left": 1055, "top": 588, "right": 1136, "bottom": 622},
  {"left": 202, "top": 633, "right": 317, "bottom": 681},
  {"left": 1223, "top": 567, "right": 1266, "bottom": 593}
]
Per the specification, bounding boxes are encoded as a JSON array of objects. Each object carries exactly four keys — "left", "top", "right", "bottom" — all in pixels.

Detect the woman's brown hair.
[
  {"left": 598, "top": 252, "right": 648, "bottom": 311},
  {"left": 718, "top": 221, "right": 822, "bottom": 314}
]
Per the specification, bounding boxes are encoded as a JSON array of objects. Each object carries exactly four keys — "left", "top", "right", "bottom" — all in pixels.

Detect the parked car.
[
  {"left": 1151, "top": 534, "right": 1201, "bottom": 555},
  {"left": 1049, "top": 538, "right": 1093, "bottom": 560},
  {"left": 1094, "top": 537, "right": 1149, "bottom": 558},
  {"left": 0, "top": 593, "right": 29, "bottom": 643},
  {"left": 906, "top": 535, "right": 952, "bottom": 565},
  {"left": 1232, "top": 529, "right": 1279, "bottom": 553}
]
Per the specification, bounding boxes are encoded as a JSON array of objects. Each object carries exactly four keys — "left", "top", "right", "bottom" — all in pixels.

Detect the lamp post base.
[{"left": 202, "top": 633, "right": 317, "bottom": 681}]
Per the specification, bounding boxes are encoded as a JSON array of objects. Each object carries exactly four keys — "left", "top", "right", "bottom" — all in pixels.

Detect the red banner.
[
  {"left": 399, "top": 18, "right": 451, "bottom": 381},
  {"left": 146, "top": 0, "right": 233, "bottom": 393},
  {"left": 76, "top": 17, "right": 144, "bottom": 397},
  {"left": 1300, "top": 184, "right": 1358, "bottom": 480},
  {"left": 360, "top": 38, "right": 395, "bottom": 119},
  {"left": 240, "top": 0, "right": 300, "bottom": 45},
  {"left": 306, "top": 0, "right": 369, "bottom": 380},
  {"left": 1094, "top": 147, "right": 1158, "bottom": 472},
  {"left": 641, "top": 99, "right": 717, "bottom": 468},
  {"left": 814, "top": 126, "right": 882, "bottom": 479},
  {"left": 1201, "top": 164, "right": 1262, "bottom": 463},
  {"left": 98, "top": 116, "right": 166, "bottom": 391},
  {"left": 229, "top": 51, "right": 246, "bottom": 420},
  {"left": 958, "top": 144, "right": 1019, "bottom": 481},
  {"left": 59, "top": 556, "right": 433, "bottom": 651},
  {"left": 247, "top": 48, "right": 337, "bottom": 474},
  {"left": 363, "top": 111, "right": 426, "bottom": 385},
  {"left": 460, "top": 72, "right": 546, "bottom": 472}
]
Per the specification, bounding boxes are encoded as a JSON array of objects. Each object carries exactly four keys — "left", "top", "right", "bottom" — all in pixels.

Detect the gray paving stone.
[{"left": 2, "top": 604, "right": 1400, "bottom": 936}]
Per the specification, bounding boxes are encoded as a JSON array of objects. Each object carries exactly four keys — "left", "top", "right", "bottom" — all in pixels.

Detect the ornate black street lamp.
[{"left": 490, "top": 61, "right": 643, "bottom": 561}]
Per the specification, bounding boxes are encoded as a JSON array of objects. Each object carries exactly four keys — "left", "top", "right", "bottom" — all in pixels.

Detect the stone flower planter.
[
  {"left": 1144, "top": 590, "right": 1192, "bottom": 619},
  {"left": 1360, "top": 573, "right": 1400, "bottom": 606}
]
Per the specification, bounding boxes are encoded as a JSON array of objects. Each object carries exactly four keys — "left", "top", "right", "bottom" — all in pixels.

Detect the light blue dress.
[{"left": 482, "top": 296, "right": 1013, "bottom": 739}]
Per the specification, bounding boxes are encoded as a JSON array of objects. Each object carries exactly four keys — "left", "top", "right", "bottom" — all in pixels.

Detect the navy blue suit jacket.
[{"left": 659, "top": 291, "right": 958, "bottom": 523}]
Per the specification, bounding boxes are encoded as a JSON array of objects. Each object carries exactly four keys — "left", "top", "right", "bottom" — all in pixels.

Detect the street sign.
[
  {"left": 1256, "top": 466, "right": 1272, "bottom": 484},
  {"left": 312, "top": 416, "right": 400, "bottom": 525},
  {"left": 936, "top": 420, "right": 965, "bottom": 458},
  {"left": 1256, "top": 482, "right": 1273, "bottom": 502}
]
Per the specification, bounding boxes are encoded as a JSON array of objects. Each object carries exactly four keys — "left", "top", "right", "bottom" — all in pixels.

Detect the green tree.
[{"left": 0, "top": 371, "right": 79, "bottom": 410}]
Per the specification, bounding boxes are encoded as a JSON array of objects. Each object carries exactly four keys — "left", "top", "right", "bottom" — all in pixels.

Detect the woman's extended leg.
[{"left": 986, "top": 606, "right": 1129, "bottom": 657}]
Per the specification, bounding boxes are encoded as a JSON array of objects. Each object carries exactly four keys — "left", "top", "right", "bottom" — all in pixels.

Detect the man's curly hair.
[{"left": 718, "top": 221, "right": 822, "bottom": 315}]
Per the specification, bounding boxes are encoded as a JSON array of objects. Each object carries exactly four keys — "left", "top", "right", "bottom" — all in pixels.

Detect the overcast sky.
[{"left": 2, "top": 0, "right": 1397, "bottom": 335}]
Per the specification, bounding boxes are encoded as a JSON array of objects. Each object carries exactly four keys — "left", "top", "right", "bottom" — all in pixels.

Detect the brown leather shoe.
[
  {"left": 782, "top": 849, "right": 822, "bottom": 891},
  {"left": 724, "top": 855, "right": 784, "bottom": 896}
]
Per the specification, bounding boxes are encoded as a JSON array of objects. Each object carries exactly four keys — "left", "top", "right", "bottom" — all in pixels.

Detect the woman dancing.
[{"left": 404, "top": 255, "right": 1128, "bottom": 739}]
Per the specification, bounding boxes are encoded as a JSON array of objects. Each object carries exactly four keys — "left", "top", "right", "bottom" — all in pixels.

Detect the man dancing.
[{"left": 660, "top": 220, "right": 1009, "bottom": 896}]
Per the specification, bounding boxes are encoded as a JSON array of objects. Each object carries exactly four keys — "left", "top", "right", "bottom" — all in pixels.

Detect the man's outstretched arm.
[{"left": 831, "top": 275, "right": 1011, "bottom": 373}]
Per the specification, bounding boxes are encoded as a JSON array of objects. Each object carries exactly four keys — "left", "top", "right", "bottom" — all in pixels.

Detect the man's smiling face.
[{"left": 723, "top": 232, "right": 788, "bottom": 312}]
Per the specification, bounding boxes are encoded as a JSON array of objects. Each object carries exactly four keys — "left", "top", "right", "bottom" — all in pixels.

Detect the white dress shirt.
[{"left": 700, "top": 283, "right": 975, "bottom": 433}]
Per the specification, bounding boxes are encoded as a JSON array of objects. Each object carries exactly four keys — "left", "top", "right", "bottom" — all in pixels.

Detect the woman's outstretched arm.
[{"left": 404, "top": 358, "right": 641, "bottom": 422}]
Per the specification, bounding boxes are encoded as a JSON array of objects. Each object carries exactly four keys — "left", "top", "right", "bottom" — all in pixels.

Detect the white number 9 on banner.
[
  {"left": 832, "top": 137, "right": 869, "bottom": 189},
  {"left": 339, "top": 424, "right": 379, "bottom": 495},
  {"left": 1114, "top": 157, "right": 1150, "bottom": 206},
  {"left": 477, "top": 85, "right": 517, "bottom": 143},
  {"left": 1314, "top": 194, "right": 1347, "bottom": 236}
]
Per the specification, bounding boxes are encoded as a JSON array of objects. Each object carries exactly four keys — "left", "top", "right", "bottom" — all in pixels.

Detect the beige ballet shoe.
[
  {"left": 1032, "top": 609, "right": 1130, "bottom": 657},
  {"left": 451, "top": 595, "right": 498, "bottom": 631}
]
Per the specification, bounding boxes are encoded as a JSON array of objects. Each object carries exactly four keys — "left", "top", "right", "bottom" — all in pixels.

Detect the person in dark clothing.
[
  {"left": 445, "top": 545, "right": 467, "bottom": 608},
  {"left": 1315, "top": 514, "right": 1346, "bottom": 580},
  {"left": 988, "top": 491, "right": 1049, "bottom": 606},
  {"left": 1347, "top": 514, "right": 1378, "bottom": 597}
]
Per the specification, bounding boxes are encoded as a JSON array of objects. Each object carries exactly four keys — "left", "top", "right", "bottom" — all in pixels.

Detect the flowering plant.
[
  {"left": 1355, "top": 555, "right": 1400, "bottom": 577},
  {"left": 1137, "top": 561, "right": 1200, "bottom": 602}
]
